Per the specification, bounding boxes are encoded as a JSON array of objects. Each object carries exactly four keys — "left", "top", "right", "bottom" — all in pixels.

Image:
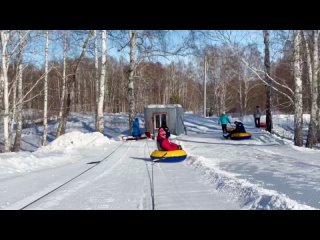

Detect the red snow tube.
[{"left": 260, "top": 122, "right": 267, "bottom": 127}]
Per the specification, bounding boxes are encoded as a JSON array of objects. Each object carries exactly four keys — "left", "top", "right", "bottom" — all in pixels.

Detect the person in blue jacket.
[
  {"left": 132, "top": 118, "right": 141, "bottom": 137},
  {"left": 218, "top": 111, "right": 231, "bottom": 134}
]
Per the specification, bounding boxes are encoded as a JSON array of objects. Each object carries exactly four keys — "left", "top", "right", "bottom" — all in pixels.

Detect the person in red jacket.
[{"left": 157, "top": 128, "right": 182, "bottom": 151}]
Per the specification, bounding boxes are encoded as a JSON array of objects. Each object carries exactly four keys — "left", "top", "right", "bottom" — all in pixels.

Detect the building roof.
[{"left": 145, "top": 104, "right": 182, "bottom": 109}]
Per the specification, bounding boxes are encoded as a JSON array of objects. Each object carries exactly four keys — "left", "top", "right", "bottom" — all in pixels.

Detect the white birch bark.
[
  {"left": 13, "top": 31, "right": 25, "bottom": 152},
  {"left": 293, "top": 30, "right": 303, "bottom": 146},
  {"left": 263, "top": 30, "right": 272, "bottom": 133},
  {"left": 96, "top": 30, "right": 107, "bottom": 133},
  {"left": 9, "top": 63, "right": 17, "bottom": 148},
  {"left": 41, "top": 31, "right": 49, "bottom": 146},
  {"left": 1, "top": 30, "right": 10, "bottom": 152},
  {"left": 58, "top": 30, "right": 93, "bottom": 135},
  {"left": 306, "top": 30, "right": 319, "bottom": 148},
  {"left": 94, "top": 30, "right": 99, "bottom": 130},
  {"left": 128, "top": 30, "right": 136, "bottom": 135},
  {"left": 56, "top": 31, "right": 68, "bottom": 137}
]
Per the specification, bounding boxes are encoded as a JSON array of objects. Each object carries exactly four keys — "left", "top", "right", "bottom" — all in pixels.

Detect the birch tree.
[
  {"left": 263, "top": 30, "right": 273, "bottom": 133},
  {"left": 128, "top": 30, "right": 136, "bottom": 135},
  {"left": 13, "top": 31, "right": 26, "bottom": 151},
  {"left": 1, "top": 30, "right": 10, "bottom": 152},
  {"left": 56, "top": 31, "right": 68, "bottom": 137},
  {"left": 208, "top": 31, "right": 295, "bottom": 114},
  {"left": 293, "top": 30, "right": 303, "bottom": 146},
  {"left": 96, "top": 30, "right": 107, "bottom": 133},
  {"left": 110, "top": 30, "right": 190, "bottom": 135},
  {"left": 306, "top": 30, "right": 319, "bottom": 148},
  {"left": 94, "top": 30, "right": 99, "bottom": 118},
  {"left": 41, "top": 31, "right": 49, "bottom": 146},
  {"left": 57, "top": 30, "right": 93, "bottom": 135}
]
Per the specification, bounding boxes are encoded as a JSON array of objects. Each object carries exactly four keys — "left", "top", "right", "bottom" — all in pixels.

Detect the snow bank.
[
  {"left": 0, "top": 151, "right": 74, "bottom": 176},
  {"left": 186, "top": 155, "right": 315, "bottom": 210},
  {"left": 0, "top": 132, "right": 112, "bottom": 177},
  {"left": 38, "top": 131, "right": 111, "bottom": 152}
]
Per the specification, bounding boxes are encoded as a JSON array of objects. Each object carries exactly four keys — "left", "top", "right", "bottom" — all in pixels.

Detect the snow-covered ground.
[{"left": 0, "top": 112, "right": 319, "bottom": 209}]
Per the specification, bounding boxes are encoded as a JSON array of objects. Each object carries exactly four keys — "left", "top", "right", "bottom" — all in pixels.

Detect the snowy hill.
[{"left": 0, "top": 113, "right": 319, "bottom": 209}]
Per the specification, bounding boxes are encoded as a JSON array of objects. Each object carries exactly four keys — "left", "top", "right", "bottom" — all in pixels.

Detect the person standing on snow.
[
  {"left": 253, "top": 106, "right": 262, "bottom": 127},
  {"left": 132, "top": 118, "right": 141, "bottom": 137},
  {"left": 218, "top": 111, "right": 231, "bottom": 134}
]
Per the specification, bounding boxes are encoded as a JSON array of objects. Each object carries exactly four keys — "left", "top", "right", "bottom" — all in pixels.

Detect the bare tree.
[
  {"left": 41, "top": 31, "right": 49, "bottom": 146},
  {"left": 94, "top": 30, "right": 99, "bottom": 117},
  {"left": 56, "top": 31, "right": 68, "bottom": 137},
  {"left": 13, "top": 31, "right": 26, "bottom": 151},
  {"left": 293, "top": 30, "right": 303, "bottom": 146},
  {"left": 306, "top": 30, "right": 319, "bottom": 148},
  {"left": 96, "top": 30, "right": 107, "bottom": 133},
  {"left": 263, "top": 30, "right": 273, "bottom": 133},
  {"left": 128, "top": 30, "right": 136, "bottom": 135},
  {"left": 57, "top": 30, "right": 93, "bottom": 135},
  {"left": 1, "top": 30, "right": 10, "bottom": 152}
]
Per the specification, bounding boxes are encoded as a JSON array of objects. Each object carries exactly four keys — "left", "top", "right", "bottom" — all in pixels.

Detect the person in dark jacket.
[
  {"left": 224, "top": 121, "right": 246, "bottom": 139},
  {"left": 157, "top": 128, "right": 182, "bottom": 151},
  {"left": 253, "top": 106, "right": 262, "bottom": 127}
]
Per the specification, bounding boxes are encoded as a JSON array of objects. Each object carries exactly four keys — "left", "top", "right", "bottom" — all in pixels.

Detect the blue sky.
[{"left": 20, "top": 30, "right": 288, "bottom": 68}]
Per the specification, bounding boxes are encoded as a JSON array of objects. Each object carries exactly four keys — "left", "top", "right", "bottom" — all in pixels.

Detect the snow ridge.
[{"left": 186, "top": 156, "right": 315, "bottom": 210}]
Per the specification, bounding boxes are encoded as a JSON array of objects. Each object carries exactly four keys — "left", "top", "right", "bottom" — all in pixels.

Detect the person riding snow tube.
[
  {"left": 150, "top": 128, "right": 187, "bottom": 162},
  {"left": 224, "top": 121, "right": 252, "bottom": 140}
]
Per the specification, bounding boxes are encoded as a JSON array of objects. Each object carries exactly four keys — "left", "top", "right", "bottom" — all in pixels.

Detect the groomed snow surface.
[{"left": 0, "top": 113, "right": 319, "bottom": 210}]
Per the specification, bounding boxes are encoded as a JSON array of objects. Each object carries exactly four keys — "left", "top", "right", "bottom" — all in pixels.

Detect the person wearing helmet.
[{"left": 157, "top": 128, "right": 182, "bottom": 151}]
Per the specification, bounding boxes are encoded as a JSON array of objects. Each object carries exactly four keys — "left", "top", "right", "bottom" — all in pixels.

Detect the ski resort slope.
[
  {"left": 0, "top": 113, "right": 319, "bottom": 209},
  {"left": 0, "top": 136, "right": 239, "bottom": 210},
  {"left": 179, "top": 114, "right": 320, "bottom": 209}
]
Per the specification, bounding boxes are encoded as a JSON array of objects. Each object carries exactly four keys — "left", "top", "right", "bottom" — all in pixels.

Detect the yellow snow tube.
[
  {"left": 226, "top": 127, "right": 235, "bottom": 133},
  {"left": 150, "top": 149, "right": 187, "bottom": 162},
  {"left": 230, "top": 132, "right": 252, "bottom": 140}
]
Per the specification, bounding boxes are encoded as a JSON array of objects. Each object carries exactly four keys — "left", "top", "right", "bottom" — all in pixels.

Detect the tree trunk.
[
  {"left": 1, "top": 31, "right": 10, "bottom": 152},
  {"left": 239, "top": 65, "right": 243, "bottom": 117},
  {"left": 59, "top": 30, "right": 93, "bottom": 135},
  {"left": 306, "top": 30, "right": 319, "bottom": 148},
  {"left": 220, "top": 58, "right": 226, "bottom": 113},
  {"left": 263, "top": 30, "right": 272, "bottom": 133},
  {"left": 94, "top": 30, "right": 99, "bottom": 130},
  {"left": 41, "top": 31, "right": 49, "bottom": 146},
  {"left": 13, "top": 31, "right": 25, "bottom": 152},
  {"left": 204, "top": 54, "right": 207, "bottom": 117},
  {"left": 96, "top": 30, "right": 107, "bottom": 133},
  {"left": 56, "top": 31, "right": 68, "bottom": 137},
  {"left": 128, "top": 30, "right": 136, "bottom": 135},
  {"left": 10, "top": 64, "right": 17, "bottom": 149},
  {"left": 293, "top": 30, "right": 304, "bottom": 146}
]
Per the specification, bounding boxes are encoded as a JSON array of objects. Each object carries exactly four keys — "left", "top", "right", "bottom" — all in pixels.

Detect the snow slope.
[{"left": 0, "top": 112, "right": 319, "bottom": 209}]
